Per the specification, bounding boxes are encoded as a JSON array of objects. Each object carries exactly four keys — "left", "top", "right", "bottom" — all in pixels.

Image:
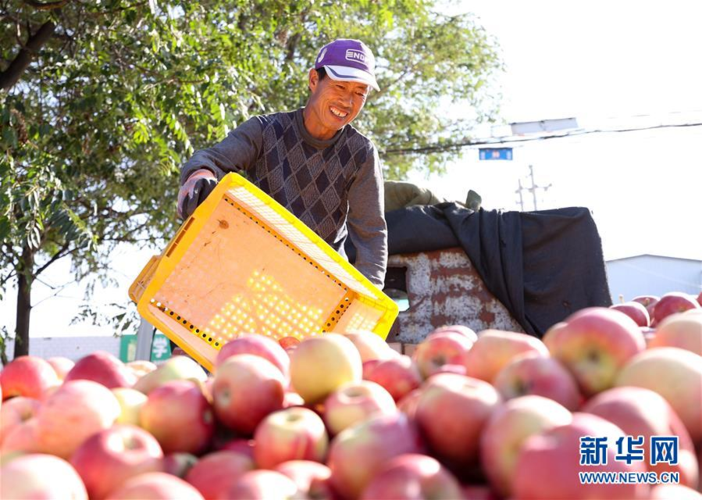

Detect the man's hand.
[{"left": 177, "top": 169, "right": 218, "bottom": 219}]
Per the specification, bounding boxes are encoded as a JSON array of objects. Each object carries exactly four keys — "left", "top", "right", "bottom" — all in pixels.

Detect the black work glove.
[{"left": 177, "top": 169, "right": 218, "bottom": 219}]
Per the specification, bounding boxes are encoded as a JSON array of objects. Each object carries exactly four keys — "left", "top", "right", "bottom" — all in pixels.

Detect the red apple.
[
  {"left": 324, "top": 381, "right": 396, "bottom": 435},
  {"left": 0, "top": 355, "right": 59, "bottom": 400},
  {"left": 274, "top": 460, "right": 334, "bottom": 499},
  {"left": 649, "top": 312, "right": 702, "bottom": 355},
  {"left": 46, "top": 356, "right": 75, "bottom": 380},
  {"left": 70, "top": 424, "right": 164, "bottom": 500},
  {"left": 212, "top": 354, "right": 286, "bottom": 435},
  {"left": 652, "top": 292, "right": 700, "bottom": 326},
  {"left": 134, "top": 355, "right": 208, "bottom": 395},
  {"left": 582, "top": 386, "right": 699, "bottom": 489},
  {"left": 543, "top": 307, "right": 646, "bottom": 396},
  {"left": 513, "top": 413, "right": 650, "bottom": 500},
  {"left": 615, "top": 347, "right": 702, "bottom": 443},
  {"left": 697, "top": 292, "right": 702, "bottom": 307},
  {"left": 412, "top": 331, "right": 475, "bottom": 379},
  {"left": 185, "top": 450, "right": 255, "bottom": 499},
  {"left": 290, "top": 334, "right": 362, "bottom": 405},
  {"left": 225, "top": 470, "right": 300, "bottom": 500},
  {"left": 342, "top": 330, "right": 398, "bottom": 362},
  {"left": 1, "top": 417, "right": 42, "bottom": 454},
  {"left": 362, "top": 359, "right": 380, "bottom": 380},
  {"left": 254, "top": 407, "right": 329, "bottom": 468},
  {"left": 480, "top": 395, "right": 573, "bottom": 497},
  {"left": 360, "top": 453, "right": 464, "bottom": 500},
  {"left": 218, "top": 437, "right": 256, "bottom": 459},
  {"left": 0, "top": 453, "right": 88, "bottom": 500},
  {"left": 0, "top": 396, "right": 41, "bottom": 446},
  {"left": 610, "top": 302, "right": 650, "bottom": 327},
  {"left": 216, "top": 334, "right": 290, "bottom": 378},
  {"left": 35, "top": 379, "right": 121, "bottom": 459},
  {"left": 396, "top": 388, "right": 422, "bottom": 420},
  {"left": 462, "top": 329, "right": 549, "bottom": 383},
  {"left": 64, "top": 351, "right": 136, "bottom": 389},
  {"left": 415, "top": 373, "right": 501, "bottom": 467},
  {"left": 107, "top": 471, "right": 204, "bottom": 499},
  {"left": 327, "top": 413, "right": 423, "bottom": 499},
  {"left": 431, "top": 324, "right": 478, "bottom": 340},
  {"left": 363, "top": 355, "right": 422, "bottom": 402},
  {"left": 279, "top": 336, "right": 301, "bottom": 350},
  {"left": 632, "top": 295, "right": 659, "bottom": 317},
  {"left": 140, "top": 380, "right": 215, "bottom": 455},
  {"left": 493, "top": 352, "right": 582, "bottom": 411},
  {"left": 163, "top": 452, "right": 198, "bottom": 478}
]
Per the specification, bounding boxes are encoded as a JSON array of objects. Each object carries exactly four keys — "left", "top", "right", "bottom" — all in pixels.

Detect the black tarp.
[{"left": 347, "top": 203, "right": 612, "bottom": 337}]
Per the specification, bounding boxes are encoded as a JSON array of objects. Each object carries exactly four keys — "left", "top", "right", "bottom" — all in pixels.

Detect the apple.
[
  {"left": 615, "top": 347, "right": 702, "bottom": 443},
  {"left": 46, "top": 356, "right": 75, "bottom": 380},
  {"left": 513, "top": 413, "right": 650, "bottom": 500},
  {"left": 582, "top": 386, "right": 699, "bottom": 489},
  {"left": 363, "top": 355, "right": 422, "bottom": 402},
  {"left": 360, "top": 453, "right": 463, "bottom": 500},
  {"left": 650, "top": 484, "right": 702, "bottom": 500},
  {"left": 0, "top": 453, "right": 88, "bottom": 500},
  {"left": 134, "top": 355, "right": 208, "bottom": 395},
  {"left": 284, "top": 390, "right": 305, "bottom": 408},
  {"left": 480, "top": 395, "right": 573, "bottom": 497},
  {"left": 35, "top": 379, "right": 121, "bottom": 459},
  {"left": 289, "top": 334, "right": 362, "bottom": 405},
  {"left": 462, "top": 329, "right": 549, "bottom": 383},
  {"left": 327, "top": 413, "right": 423, "bottom": 499},
  {"left": 0, "top": 355, "right": 59, "bottom": 400},
  {"left": 218, "top": 437, "right": 256, "bottom": 459},
  {"left": 216, "top": 334, "right": 290, "bottom": 378},
  {"left": 324, "top": 381, "right": 396, "bottom": 435},
  {"left": 341, "top": 330, "right": 398, "bottom": 362},
  {"left": 254, "top": 407, "right": 329, "bottom": 468},
  {"left": 126, "top": 360, "right": 158, "bottom": 379},
  {"left": 415, "top": 373, "right": 501, "bottom": 467},
  {"left": 163, "top": 452, "right": 198, "bottom": 478},
  {"left": 212, "top": 354, "right": 286, "bottom": 435},
  {"left": 0, "top": 418, "right": 42, "bottom": 454},
  {"left": 140, "top": 379, "right": 215, "bottom": 455},
  {"left": 274, "top": 460, "right": 334, "bottom": 499},
  {"left": 0, "top": 396, "right": 41, "bottom": 446},
  {"left": 111, "top": 387, "right": 148, "bottom": 426},
  {"left": 431, "top": 324, "right": 478, "bottom": 340},
  {"left": 648, "top": 312, "right": 702, "bottom": 355},
  {"left": 651, "top": 292, "right": 700, "bottom": 326},
  {"left": 279, "top": 336, "right": 301, "bottom": 350},
  {"left": 64, "top": 351, "right": 136, "bottom": 389},
  {"left": 493, "top": 352, "right": 582, "bottom": 411},
  {"left": 185, "top": 450, "right": 255, "bottom": 499},
  {"left": 543, "top": 307, "right": 646, "bottom": 396},
  {"left": 397, "top": 388, "right": 423, "bottom": 419},
  {"left": 610, "top": 302, "right": 650, "bottom": 327},
  {"left": 70, "top": 424, "right": 163, "bottom": 500},
  {"left": 107, "top": 471, "right": 204, "bottom": 499},
  {"left": 632, "top": 295, "right": 659, "bottom": 317},
  {"left": 225, "top": 470, "right": 300, "bottom": 500},
  {"left": 412, "top": 331, "right": 475, "bottom": 379}
]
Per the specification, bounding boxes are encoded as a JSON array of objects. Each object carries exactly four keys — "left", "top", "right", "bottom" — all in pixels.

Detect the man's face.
[{"left": 304, "top": 68, "right": 369, "bottom": 140}]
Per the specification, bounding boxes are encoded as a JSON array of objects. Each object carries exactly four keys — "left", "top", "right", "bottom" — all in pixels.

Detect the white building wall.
[
  {"left": 4, "top": 336, "right": 121, "bottom": 362},
  {"left": 606, "top": 255, "right": 702, "bottom": 302}
]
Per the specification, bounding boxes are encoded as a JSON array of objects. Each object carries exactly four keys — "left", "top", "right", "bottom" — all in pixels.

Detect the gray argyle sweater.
[{"left": 180, "top": 108, "right": 387, "bottom": 287}]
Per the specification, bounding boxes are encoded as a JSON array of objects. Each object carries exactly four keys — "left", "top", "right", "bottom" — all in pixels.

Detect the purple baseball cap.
[{"left": 314, "top": 39, "right": 379, "bottom": 91}]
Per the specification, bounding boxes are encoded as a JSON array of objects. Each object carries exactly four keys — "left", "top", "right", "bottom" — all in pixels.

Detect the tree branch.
[
  {"left": 0, "top": 20, "right": 55, "bottom": 91},
  {"left": 33, "top": 242, "right": 71, "bottom": 276},
  {"left": 22, "top": 0, "right": 68, "bottom": 11}
]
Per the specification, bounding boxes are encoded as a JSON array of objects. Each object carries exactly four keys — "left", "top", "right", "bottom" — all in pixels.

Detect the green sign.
[{"left": 119, "top": 334, "right": 172, "bottom": 363}]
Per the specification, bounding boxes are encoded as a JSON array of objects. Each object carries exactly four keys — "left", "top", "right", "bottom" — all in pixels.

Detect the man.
[{"left": 177, "top": 39, "right": 387, "bottom": 287}]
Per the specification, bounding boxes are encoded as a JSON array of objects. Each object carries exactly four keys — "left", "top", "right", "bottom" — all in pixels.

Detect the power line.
[{"left": 382, "top": 121, "right": 702, "bottom": 156}]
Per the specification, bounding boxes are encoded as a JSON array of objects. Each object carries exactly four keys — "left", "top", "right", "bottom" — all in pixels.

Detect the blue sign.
[{"left": 479, "top": 147, "right": 513, "bottom": 161}]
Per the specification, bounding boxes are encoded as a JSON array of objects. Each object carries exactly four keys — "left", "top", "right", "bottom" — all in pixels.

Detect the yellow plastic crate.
[{"left": 129, "top": 172, "right": 398, "bottom": 371}]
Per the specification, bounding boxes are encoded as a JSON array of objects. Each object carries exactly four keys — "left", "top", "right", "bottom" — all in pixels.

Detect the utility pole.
[{"left": 515, "top": 165, "right": 551, "bottom": 211}]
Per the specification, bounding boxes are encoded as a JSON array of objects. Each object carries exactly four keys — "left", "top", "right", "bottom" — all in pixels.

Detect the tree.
[{"left": 0, "top": 0, "right": 503, "bottom": 360}]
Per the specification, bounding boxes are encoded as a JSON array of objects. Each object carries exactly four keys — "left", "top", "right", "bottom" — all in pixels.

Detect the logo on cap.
[
  {"left": 345, "top": 49, "right": 366, "bottom": 64},
  {"left": 317, "top": 48, "right": 327, "bottom": 65}
]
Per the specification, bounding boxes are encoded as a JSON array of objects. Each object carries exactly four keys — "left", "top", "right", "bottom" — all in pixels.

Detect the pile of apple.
[{"left": 1, "top": 291, "right": 701, "bottom": 500}]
